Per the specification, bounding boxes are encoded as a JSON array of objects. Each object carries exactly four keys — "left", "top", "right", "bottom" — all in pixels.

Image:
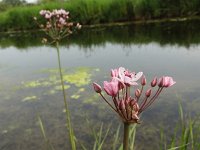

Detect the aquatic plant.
[
  {"left": 35, "top": 9, "right": 81, "bottom": 43},
  {"left": 36, "top": 9, "right": 81, "bottom": 150},
  {"left": 93, "top": 67, "right": 176, "bottom": 150}
]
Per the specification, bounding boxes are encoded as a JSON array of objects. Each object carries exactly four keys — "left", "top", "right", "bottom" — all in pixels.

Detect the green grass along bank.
[{"left": 0, "top": 0, "right": 200, "bottom": 31}]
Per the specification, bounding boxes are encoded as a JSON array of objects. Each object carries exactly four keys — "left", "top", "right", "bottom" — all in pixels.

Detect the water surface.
[{"left": 0, "top": 21, "right": 200, "bottom": 150}]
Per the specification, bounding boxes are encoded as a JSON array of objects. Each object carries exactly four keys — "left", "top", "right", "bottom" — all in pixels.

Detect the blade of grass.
[
  {"left": 170, "top": 124, "right": 179, "bottom": 148},
  {"left": 38, "top": 116, "right": 55, "bottom": 150},
  {"left": 189, "top": 119, "right": 194, "bottom": 150},
  {"left": 113, "top": 125, "right": 121, "bottom": 150},
  {"left": 38, "top": 116, "right": 47, "bottom": 141},
  {"left": 86, "top": 118, "right": 110, "bottom": 150},
  {"left": 167, "top": 143, "right": 190, "bottom": 150},
  {"left": 177, "top": 95, "right": 184, "bottom": 128},
  {"left": 98, "top": 124, "right": 110, "bottom": 150},
  {"left": 160, "top": 127, "right": 166, "bottom": 150}
]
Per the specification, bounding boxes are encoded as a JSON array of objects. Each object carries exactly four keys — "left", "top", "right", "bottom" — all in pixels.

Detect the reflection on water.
[
  {"left": 1, "top": 20, "right": 200, "bottom": 49},
  {"left": 0, "top": 20, "right": 200, "bottom": 149}
]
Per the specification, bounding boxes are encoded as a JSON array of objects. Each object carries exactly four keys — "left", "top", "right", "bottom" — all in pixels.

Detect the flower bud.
[
  {"left": 92, "top": 82, "right": 102, "bottom": 93},
  {"left": 130, "top": 100, "right": 139, "bottom": 112},
  {"left": 158, "top": 77, "right": 164, "bottom": 87},
  {"left": 151, "top": 77, "right": 157, "bottom": 87},
  {"left": 141, "top": 75, "right": 146, "bottom": 86},
  {"left": 145, "top": 89, "right": 152, "bottom": 97},
  {"left": 76, "top": 23, "right": 82, "bottom": 29},
  {"left": 41, "top": 38, "right": 47, "bottom": 44},
  {"left": 119, "top": 100, "right": 125, "bottom": 110},
  {"left": 135, "top": 89, "right": 141, "bottom": 98},
  {"left": 130, "top": 99, "right": 136, "bottom": 106}
]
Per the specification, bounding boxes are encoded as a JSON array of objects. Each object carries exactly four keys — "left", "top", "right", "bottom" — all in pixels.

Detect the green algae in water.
[
  {"left": 23, "top": 67, "right": 93, "bottom": 89},
  {"left": 62, "top": 68, "right": 92, "bottom": 87},
  {"left": 23, "top": 80, "right": 42, "bottom": 88},
  {"left": 20, "top": 67, "right": 99, "bottom": 102},
  {"left": 70, "top": 88, "right": 85, "bottom": 100},
  {"left": 78, "top": 88, "right": 85, "bottom": 92},
  {"left": 54, "top": 85, "right": 70, "bottom": 91},
  {"left": 22, "top": 96, "right": 38, "bottom": 102},
  {"left": 70, "top": 94, "right": 80, "bottom": 99}
]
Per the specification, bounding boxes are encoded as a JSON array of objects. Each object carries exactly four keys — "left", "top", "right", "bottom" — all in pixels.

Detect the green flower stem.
[
  {"left": 123, "top": 122, "right": 130, "bottom": 150},
  {"left": 56, "top": 41, "right": 76, "bottom": 150}
]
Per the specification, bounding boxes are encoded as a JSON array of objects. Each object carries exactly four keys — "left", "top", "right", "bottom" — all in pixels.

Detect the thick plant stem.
[
  {"left": 123, "top": 122, "right": 130, "bottom": 150},
  {"left": 56, "top": 42, "right": 76, "bottom": 150}
]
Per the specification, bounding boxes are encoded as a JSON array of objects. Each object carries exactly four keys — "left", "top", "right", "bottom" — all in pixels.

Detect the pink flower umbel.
[
  {"left": 93, "top": 67, "right": 176, "bottom": 123},
  {"left": 35, "top": 9, "right": 81, "bottom": 43}
]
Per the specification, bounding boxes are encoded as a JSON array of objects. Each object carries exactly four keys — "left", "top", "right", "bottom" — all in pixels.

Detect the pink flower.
[
  {"left": 37, "top": 9, "right": 81, "bottom": 42},
  {"left": 103, "top": 80, "right": 119, "bottom": 97},
  {"left": 111, "top": 69, "right": 119, "bottom": 77},
  {"left": 93, "top": 67, "right": 176, "bottom": 124},
  {"left": 93, "top": 82, "right": 102, "bottom": 93},
  {"left": 163, "top": 76, "right": 176, "bottom": 87},
  {"left": 39, "top": 10, "right": 46, "bottom": 16},
  {"left": 118, "top": 67, "right": 143, "bottom": 86},
  {"left": 111, "top": 77, "right": 125, "bottom": 90},
  {"left": 158, "top": 76, "right": 176, "bottom": 88},
  {"left": 45, "top": 13, "right": 52, "bottom": 19},
  {"left": 59, "top": 17, "right": 66, "bottom": 25}
]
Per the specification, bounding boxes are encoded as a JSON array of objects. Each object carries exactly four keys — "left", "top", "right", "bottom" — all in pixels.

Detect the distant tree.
[{"left": 2, "top": 0, "right": 26, "bottom": 6}]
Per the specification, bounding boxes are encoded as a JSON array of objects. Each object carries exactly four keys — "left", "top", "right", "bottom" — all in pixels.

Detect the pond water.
[{"left": 0, "top": 20, "right": 200, "bottom": 150}]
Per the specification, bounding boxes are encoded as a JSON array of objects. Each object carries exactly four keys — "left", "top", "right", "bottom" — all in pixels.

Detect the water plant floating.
[{"left": 93, "top": 67, "right": 176, "bottom": 150}]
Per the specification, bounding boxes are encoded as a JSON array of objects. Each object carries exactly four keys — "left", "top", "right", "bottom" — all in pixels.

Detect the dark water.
[{"left": 0, "top": 20, "right": 200, "bottom": 150}]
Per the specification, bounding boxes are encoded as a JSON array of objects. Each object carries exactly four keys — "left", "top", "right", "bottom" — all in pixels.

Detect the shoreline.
[{"left": 0, "top": 16, "right": 200, "bottom": 34}]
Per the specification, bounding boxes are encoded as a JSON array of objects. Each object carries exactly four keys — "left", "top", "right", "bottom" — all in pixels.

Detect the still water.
[{"left": 0, "top": 20, "right": 200, "bottom": 150}]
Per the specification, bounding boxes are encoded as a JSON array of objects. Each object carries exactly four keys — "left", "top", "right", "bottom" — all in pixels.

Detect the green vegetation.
[
  {"left": 1, "top": 0, "right": 26, "bottom": 6},
  {"left": 160, "top": 101, "right": 200, "bottom": 150},
  {"left": 0, "top": 0, "right": 200, "bottom": 31}
]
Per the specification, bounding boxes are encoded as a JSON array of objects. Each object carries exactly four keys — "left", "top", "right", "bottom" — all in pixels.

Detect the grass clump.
[{"left": 160, "top": 101, "right": 200, "bottom": 150}]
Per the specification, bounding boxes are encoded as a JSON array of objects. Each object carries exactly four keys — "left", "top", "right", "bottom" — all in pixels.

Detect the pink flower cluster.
[
  {"left": 39, "top": 9, "right": 70, "bottom": 28},
  {"left": 36, "top": 9, "right": 81, "bottom": 42},
  {"left": 93, "top": 67, "right": 176, "bottom": 123},
  {"left": 40, "top": 9, "right": 69, "bottom": 20}
]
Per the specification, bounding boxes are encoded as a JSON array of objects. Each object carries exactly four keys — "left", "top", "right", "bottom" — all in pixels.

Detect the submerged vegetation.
[{"left": 0, "top": 0, "right": 200, "bottom": 31}]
